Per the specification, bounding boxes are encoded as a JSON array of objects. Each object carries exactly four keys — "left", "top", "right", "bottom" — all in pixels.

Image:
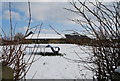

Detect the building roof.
[{"left": 25, "top": 34, "right": 66, "bottom": 39}]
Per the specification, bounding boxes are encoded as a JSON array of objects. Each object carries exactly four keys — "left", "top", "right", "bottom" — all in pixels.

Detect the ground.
[{"left": 24, "top": 44, "right": 93, "bottom": 79}]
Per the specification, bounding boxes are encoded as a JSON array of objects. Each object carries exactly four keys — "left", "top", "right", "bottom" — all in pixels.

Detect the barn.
[{"left": 25, "top": 33, "right": 67, "bottom": 44}]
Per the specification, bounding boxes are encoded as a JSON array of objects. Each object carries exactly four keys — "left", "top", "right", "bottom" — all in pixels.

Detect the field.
[
  {"left": 24, "top": 44, "right": 93, "bottom": 79},
  {"left": 0, "top": 44, "right": 93, "bottom": 79}
]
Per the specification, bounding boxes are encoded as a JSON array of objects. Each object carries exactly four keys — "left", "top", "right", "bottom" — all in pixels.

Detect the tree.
[
  {"left": 65, "top": 0, "right": 120, "bottom": 81},
  {"left": 14, "top": 33, "right": 24, "bottom": 41},
  {"left": 0, "top": 2, "right": 42, "bottom": 80}
]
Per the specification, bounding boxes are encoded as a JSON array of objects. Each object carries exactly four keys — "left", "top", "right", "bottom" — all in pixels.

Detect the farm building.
[
  {"left": 25, "top": 33, "right": 67, "bottom": 44},
  {"left": 1, "top": 33, "right": 92, "bottom": 45}
]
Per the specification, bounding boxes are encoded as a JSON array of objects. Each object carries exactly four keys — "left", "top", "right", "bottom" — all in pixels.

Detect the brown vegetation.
[{"left": 65, "top": 0, "right": 120, "bottom": 80}]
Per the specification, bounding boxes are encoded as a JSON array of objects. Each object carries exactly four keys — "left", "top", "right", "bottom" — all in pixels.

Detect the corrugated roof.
[{"left": 25, "top": 34, "right": 66, "bottom": 39}]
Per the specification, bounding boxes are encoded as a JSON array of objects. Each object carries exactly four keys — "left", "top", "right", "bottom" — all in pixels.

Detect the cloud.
[
  {"left": 11, "top": 2, "right": 80, "bottom": 25},
  {"left": 1, "top": 0, "right": 69, "bottom": 2},
  {"left": 4, "top": 1, "right": 116, "bottom": 25},
  {"left": 3, "top": 10, "right": 21, "bottom": 20},
  {"left": 18, "top": 25, "right": 55, "bottom": 34},
  {"left": 18, "top": 26, "right": 28, "bottom": 31},
  {"left": 41, "top": 29, "right": 53, "bottom": 32},
  {"left": 3, "top": 2, "right": 116, "bottom": 31},
  {"left": 1, "top": 0, "right": 116, "bottom": 2}
]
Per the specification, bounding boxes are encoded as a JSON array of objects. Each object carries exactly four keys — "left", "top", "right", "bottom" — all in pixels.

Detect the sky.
[
  {"left": 1, "top": 0, "right": 118, "bottom": 37},
  {"left": 1, "top": 2, "right": 82, "bottom": 36}
]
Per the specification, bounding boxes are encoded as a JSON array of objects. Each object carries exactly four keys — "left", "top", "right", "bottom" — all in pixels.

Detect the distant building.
[
  {"left": 1, "top": 33, "right": 91, "bottom": 45},
  {"left": 24, "top": 33, "right": 91, "bottom": 44},
  {"left": 65, "top": 33, "right": 90, "bottom": 39},
  {"left": 64, "top": 33, "right": 91, "bottom": 45},
  {"left": 25, "top": 33, "right": 67, "bottom": 44}
]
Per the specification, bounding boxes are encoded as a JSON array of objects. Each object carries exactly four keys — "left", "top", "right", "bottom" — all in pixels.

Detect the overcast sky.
[{"left": 1, "top": 0, "right": 118, "bottom": 37}]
